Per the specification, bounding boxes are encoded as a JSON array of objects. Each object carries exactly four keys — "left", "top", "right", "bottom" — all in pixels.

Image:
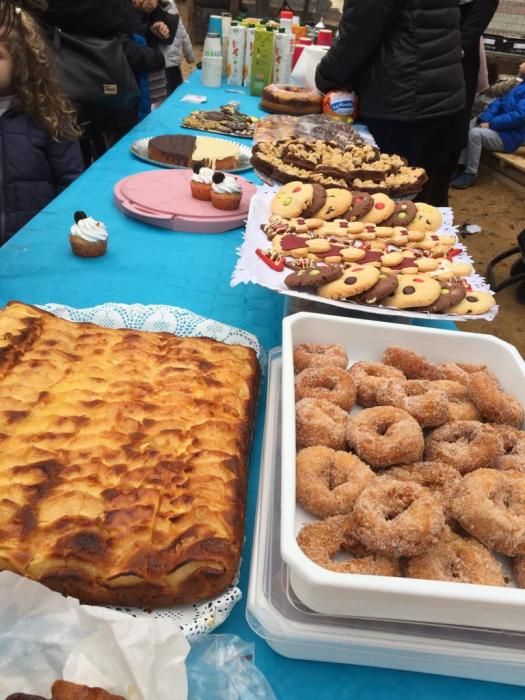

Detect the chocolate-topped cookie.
[
  {"left": 285, "top": 264, "right": 343, "bottom": 289},
  {"left": 303, "top": 183, "right": 328, "bottom": 217},
  {"left": 344, "top": 191, "right": 373, "bottom": 221},
  {"left": 382, "top": 200, "right": 417, "bottom": 227},
  {"left": 354, "top": 272, "right": 399, "bottom": 305},
  {"left": 418, "top": 281, "right": 466, "bottom": 314}
]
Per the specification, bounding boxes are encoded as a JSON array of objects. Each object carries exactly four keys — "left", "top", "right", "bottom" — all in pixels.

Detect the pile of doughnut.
[
  {"left": 254, "top": 183, "right": 495, "bottom": 316},
  {"left": 294, "top": 343, "right": 525, "bottom": 588}
]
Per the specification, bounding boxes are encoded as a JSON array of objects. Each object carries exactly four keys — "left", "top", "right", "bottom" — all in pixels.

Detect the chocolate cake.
[{"left": 148, "top": 134, "right": 240, "bottom": 170}]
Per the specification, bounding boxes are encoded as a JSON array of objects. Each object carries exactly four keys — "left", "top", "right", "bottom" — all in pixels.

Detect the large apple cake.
[{"left": 0, "top": 302, "right": 259, "bottom": 607}]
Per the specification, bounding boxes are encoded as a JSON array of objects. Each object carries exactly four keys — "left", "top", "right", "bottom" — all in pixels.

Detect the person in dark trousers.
[
  {"left": 0, "top": 4, "right": 83, "bottom": 243},
  {"left": 316, "top": 0, "right": 465, "bottom": 207}
]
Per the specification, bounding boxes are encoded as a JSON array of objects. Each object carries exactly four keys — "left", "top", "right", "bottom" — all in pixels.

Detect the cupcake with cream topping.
[
  {"left": 210, "top": 172, "right": 242, "bottom": 211},
  {"left": 69, "top": 211, "right": 108, "bottom": 258},
  {"left": 190, "top": 164, "right": 215, "bottom": 201}
]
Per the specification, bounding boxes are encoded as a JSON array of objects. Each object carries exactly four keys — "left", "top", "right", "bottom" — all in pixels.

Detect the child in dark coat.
[{"left": 0, "top": 3, "right": 83, "bottom": 243}]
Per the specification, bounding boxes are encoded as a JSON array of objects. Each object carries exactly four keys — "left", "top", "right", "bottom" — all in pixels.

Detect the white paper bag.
[{"left": 291, "top": 45, "right": 328, "bottom": 91}]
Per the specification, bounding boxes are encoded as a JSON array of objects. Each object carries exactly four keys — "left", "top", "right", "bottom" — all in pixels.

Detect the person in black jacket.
[{"left": 316, "top": 0, "right": 466, "bottom": 207}]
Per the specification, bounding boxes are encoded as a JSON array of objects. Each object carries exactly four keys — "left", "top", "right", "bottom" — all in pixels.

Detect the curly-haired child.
[{"left": 0, "top": 2, "right": 83, "bottom": 243}]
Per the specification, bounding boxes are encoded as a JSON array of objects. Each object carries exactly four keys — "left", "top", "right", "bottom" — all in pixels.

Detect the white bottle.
[
  {"left": 273, "top": 28, "right": 294, "bottom": 84},
  {"left": 202, "top": 33, "right": 223, "bottom": 88}
]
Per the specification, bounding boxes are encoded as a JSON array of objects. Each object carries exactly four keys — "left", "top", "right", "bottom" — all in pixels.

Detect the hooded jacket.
[
  {"left": 480, "top": 81, "right": 525, "bottom": 153},
  {"left": 0, "top": 108, "right": 84, "bottom": 244},
  {"left": 316, "top": 0, "right": 465, "bottom": 122}
]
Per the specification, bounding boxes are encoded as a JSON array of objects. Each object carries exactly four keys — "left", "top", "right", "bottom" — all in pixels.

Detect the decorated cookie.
[
  {"left": 381, "top": 251, "right": 404, "bottom": 268},
  {"left": 272, "top": 181, "right": 314, "bottom": 219},
  {"left": 306, "top": 238, "right": 332, "bottom": 253},
  {"left": 390, "top": 227, "right": 411, "bottom": 246},
  {"left": 415, "top": 257, "right": 440, "bottom": 272},
  {"left": 302, "top": 184, "right": 328, "bottom": 218},
  {"left": 272, "top": 233, "right": 309, "bottom": 257},
  {"left": 317, "top": 219, "right": 364, "bottom": 238},
  {"left": 285, "top": 264, "right": 343, "bottom": 289},
  {"left": 382, "top": 200, "right": 417, "bottom": 227},
  {"left": 384, "top": 273, "right": 442, "bottom": 309},
  {"left": 407, "top": 202, "right": 443, "bottom": 233},
  {"left": 448, "top": 291, "right": 496, "bottom": 315},
  {"left": 354, "top": 272, "right": 399, "bottom": 305},
  {"left": 361, "top": 193, "right": 397, "bottom": 224},
  {"left": 318, "top": 264, "right": 380, "bottom": 299},
  {"left": 345, "top": 191, "right": 374, "bottom": 221},
  {"left": 419, "top": 281, "right": 466, "bottom": 314},
  {"left": 314, "top": 189, "right": 353, "bottom": 221},
  {"left": 341, "top": 247, "right": 366, "bottom": 262},
  {"left": 431, "top": 259, "right": 473, "bottom": 281}
]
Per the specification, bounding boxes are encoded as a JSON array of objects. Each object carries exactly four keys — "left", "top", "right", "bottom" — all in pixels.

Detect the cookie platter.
[
  {"left": 232, "top": 184, "right": 497, "bottom": 322},
  {"left": 281, "top": 312, "right": 525, "bottom": 632},
  {"left": 247, "top": 349, "right": 525, "bottom": 685}
]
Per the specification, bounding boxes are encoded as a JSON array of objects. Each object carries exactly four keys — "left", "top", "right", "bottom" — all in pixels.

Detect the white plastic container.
[
  {"left": 273, "top": 29, "right": 294, "bottom": 84},
  {"left": 243, "top": 25, "right": 257, "bottom": 88},
  {"left": 281, "top": 312, "right": 525, "bottom": 632},
  {"left": 246, "top": 349, "right": 525, "bottom": 685},
  {"left": 227, "top": 23, "right": 246, "bottom": 86}
]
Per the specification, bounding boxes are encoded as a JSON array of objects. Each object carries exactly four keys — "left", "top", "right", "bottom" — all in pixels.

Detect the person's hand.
[
  {"left": 150, "top": 20, "right": 169, "bottom": 39},
  {"left": 480, "top": 122, "right": 490, "bottom": 129}
]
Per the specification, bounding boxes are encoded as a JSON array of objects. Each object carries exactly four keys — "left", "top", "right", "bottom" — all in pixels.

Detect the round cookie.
[
  {"left": 384, "top": 273, "right": 441, "bottom": 309},
  {"left": 285, "top": 264, "right": 343, "bottom": 289},
  {"left": 313, "top": 188, "right": 353, "bottom": 221},
  {"left": 302, "top": 184, "right": 328, "bottom": 218},
  {"left": 341, "top": 247, "right": 366, "bottom": 262},
  {"left": 272, "top": 182, "right": 314, "bottom": 219},
  {"left": 448, "top": 291, "right": 496, "bottom": 315},
  {"left": 407, "top": 202, "right": 443, "bottom": 233},
  {"left": 354, "top": 272, "right": 398, "bottom": 305},
  {"left": 345, "top": 191, "right": 374, "bottom": 221},
  {"left": 361, "top": 194, "right": 396, "bottom": 224},
  {"left": 418, "top": 281, "right": 466, "bottom": 314},
  {"left": 382, "top": 200, "right": 417, "bottom": 227},
  {"left": 415, "top": 257, "right": 440, "bottom": 273},
  {"left": 431, "top": 259, "right": 473, "bottom": 281},
  {"left": 318, "top": 264, "right": 380, "bottom": 300}
]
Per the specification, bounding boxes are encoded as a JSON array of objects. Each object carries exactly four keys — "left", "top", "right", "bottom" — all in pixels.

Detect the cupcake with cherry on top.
[
  {"left": 210, "top": 172, "right": 242, "bottom": 211},
  {"left": 190, "top": 164, "right": 215, "bottom": 201},
  {"left": 69, "top": 211, "right": 108, "bottom": 258}
]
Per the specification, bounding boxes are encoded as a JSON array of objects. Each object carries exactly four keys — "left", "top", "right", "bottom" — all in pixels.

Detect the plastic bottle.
[
  {"left": 201, "top": 33, "right": 222, "bottom": 88},
  {"left": 273, "top": 27, "right": 294, "bottom": 83},
  {"left": 279, "top": 10, "right": 293, "bottom": 34}
]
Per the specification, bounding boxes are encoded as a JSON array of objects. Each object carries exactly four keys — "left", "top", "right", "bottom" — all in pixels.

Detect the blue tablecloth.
[{"left": 1, "top": 71, "right": 520, "bottom": 699}]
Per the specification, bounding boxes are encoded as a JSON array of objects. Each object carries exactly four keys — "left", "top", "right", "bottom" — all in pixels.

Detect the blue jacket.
[
  {"left": 0, "top": 108, "right": 84, "bottom": 244},
  {"left": 480, "top": 81, "right": 525, "bottom": 153}
]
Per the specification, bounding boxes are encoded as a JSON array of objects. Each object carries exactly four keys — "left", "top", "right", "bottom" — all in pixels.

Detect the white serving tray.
[
  {"left": 247, "top": 350, "right": 525, "bottom": 685},
  {"left": 281, "top": 312, "right": 525, "bottom": 631}
]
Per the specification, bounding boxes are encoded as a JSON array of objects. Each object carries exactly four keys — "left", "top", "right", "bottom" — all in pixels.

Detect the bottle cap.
[{"left": 280, "top": 10, "right": 293, "bottom": 18}]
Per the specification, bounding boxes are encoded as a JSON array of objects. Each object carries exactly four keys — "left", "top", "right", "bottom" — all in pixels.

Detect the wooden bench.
[{"left": 484, "top": 146, "right": 525, "bottom": 190}]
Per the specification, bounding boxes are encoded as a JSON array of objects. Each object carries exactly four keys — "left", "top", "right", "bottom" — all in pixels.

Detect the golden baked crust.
[{"left": 0, "top": 302, "right": 259, "bottom": 607}]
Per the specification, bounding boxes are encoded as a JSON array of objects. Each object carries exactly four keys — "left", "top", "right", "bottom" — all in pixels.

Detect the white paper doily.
[
  {"left": 36, "top": 302, "right": 261, "bottom": 640},
  {"left": 231, "top": 185, "right": 498, "bottom": 322}
]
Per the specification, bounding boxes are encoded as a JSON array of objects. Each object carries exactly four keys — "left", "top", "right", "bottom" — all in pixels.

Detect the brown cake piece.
[{"left": 148, "top": 134, "right": 239, "bottom": 170}]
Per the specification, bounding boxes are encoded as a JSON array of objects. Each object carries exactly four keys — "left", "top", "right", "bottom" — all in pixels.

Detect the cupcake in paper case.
[
  {"left": 210, "top": 172, "right": 242, "bottom": 210},
  {"left": 190, "top": 164, "right": 215, "bottom": 201},
  {"left": 69, "top": 211, "right": 108, "bottom": 257}
]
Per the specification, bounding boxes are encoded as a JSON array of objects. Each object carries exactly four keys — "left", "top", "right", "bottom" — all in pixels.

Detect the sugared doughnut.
[
  {"left": 296, "top": 446, "right": 375, "bottom": 518},
  {"left": 383, "top": 462, "right": 461, "bottom": 518},
  {"left": 352, "top": 479, "right": 445, "bottom": 557},
  {"left": 425, "top": 421, "right": 503, "bottom": 473},
  {"left": 491, "top": 425, "right": 525, "bottom": 471},
  {"left": 349, "top": 361, "right": 406, "bottom": 407},
  {"left": 293, "top": 343, "right": 348, "bottom": 373},
  {"left": 437, "top": 362, "right": 487, "bottom": 385},
  {"left": 406, "top": 526, "right": 507, "bottom": 586},
  {"left": 468, "top": 371, "right": 524, "bottom": 428},
  {"left": 383, "top": 346, "right": 441, "bottom": 380},
  {"left": 513, "top": 556, "right": 525, "bottom": 588},
  {"left": 346, "top": 406, "right": 424, "bottom": 468},
  {"left": 376, "top": 379, "right": 448, "bottom": 428},
  {"left": 295, "top": 366, "right": 356, "bottom": 411},
  {"left": 297, "top": 514, "right": 401, "bottom": 576},
  {"left": 451, "top": 469, "right": 525, "bottom": 556},
  {"left": 431, "top": 379, "right": 481, "bottom": 421},
  {"left": 296, "top": 398, "right": 347, "bottom": 450}
]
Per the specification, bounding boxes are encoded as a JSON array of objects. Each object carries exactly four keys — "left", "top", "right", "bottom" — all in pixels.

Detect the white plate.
[
  {"left": 281, "top": 312, "right": 525, "bottom": 632},
  {"left": 131, "top": 136, "right": 253, "bottom": 173}
]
